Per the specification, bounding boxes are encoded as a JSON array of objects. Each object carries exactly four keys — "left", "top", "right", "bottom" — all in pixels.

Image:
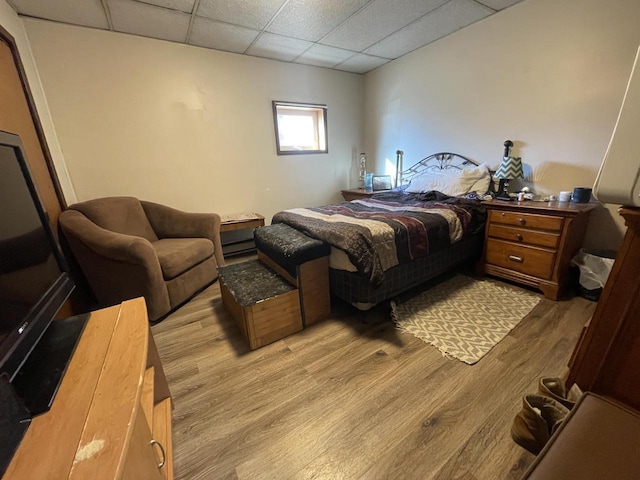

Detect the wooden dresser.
[
  {"left": 567, "top": 207, "right": 640, "bottom": 410},
  {"left": 481, "top": 199, "right": 596, "bottom": 299},
  {"left": 5, "top": 298, "right": 173, "bottom": 479}
]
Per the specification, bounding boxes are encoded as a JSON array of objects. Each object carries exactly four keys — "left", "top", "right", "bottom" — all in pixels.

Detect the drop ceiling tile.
[
  {"left": 266, "top": 0, "right": 369, "bottom": 42},
  {"left": 197, "top": 0, "right": 287, "bottom": 30},
  {"left": 11, "top": 0, "right": 109, "bottom": 29},
  {"left": 189, "top": 17, "right": 259, "bottom": 54},
  {"left": 133, "top": 0, "right": 196, "bottom": 14},
  {"left": 294, "top": 44, "right": 356, "bottom": 68},
  {"left": 477, "top": 0, "right": 523, "bottom": 10},
  {"left": 246, "top": 32, "right": 313, "bottom": 62},
  {"left": 365, "top": 0, "right": 493, "bottom": 59},
  {"left": 335, "top": 53, "right": 390, "bottom": 74},
  {"left": 320, "top": 0, "right": 448, "bottom": 52},
  {"left": 109, "top": 0, "right": 190, "bottom": 43}
]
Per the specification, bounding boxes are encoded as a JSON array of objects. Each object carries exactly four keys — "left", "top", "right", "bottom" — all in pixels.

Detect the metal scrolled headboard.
[{"left": 395, "top": 150, "right": 480, "bottom": 187}]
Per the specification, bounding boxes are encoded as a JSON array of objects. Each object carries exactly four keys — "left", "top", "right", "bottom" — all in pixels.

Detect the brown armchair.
[{"left": 59, "top": 197, "right": 224, "bottom": 322}]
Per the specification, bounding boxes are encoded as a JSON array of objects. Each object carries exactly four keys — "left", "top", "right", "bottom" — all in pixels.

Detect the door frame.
[{"left": 0, "top": 23, "right": 66, "bottom": 211}]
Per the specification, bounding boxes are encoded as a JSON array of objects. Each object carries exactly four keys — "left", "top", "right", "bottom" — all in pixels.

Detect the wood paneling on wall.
[{"left": 0, "top": 28, "right": 65, "bottom": 229}]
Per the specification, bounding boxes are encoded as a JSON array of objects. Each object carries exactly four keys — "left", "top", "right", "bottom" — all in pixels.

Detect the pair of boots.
[{"left": 510, "top": 377, "right": 582, "bottom": 455}]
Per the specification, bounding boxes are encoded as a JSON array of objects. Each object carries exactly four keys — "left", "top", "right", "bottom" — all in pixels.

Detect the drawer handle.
[
  {"left": 509, "top": 255, "right": 524, "bottom": 263},
  {"left": 150, "top": 440, "right": 166, "bottom": 469},
  {"left": 518, "top": 218, "right": 526, "bottom": 225},
  {"left": 516, "top": 233, "right": 523, "bottom": 241}
]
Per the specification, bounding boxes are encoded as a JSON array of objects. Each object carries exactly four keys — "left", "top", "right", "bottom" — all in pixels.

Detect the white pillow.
[
  {"left": 466, "top": 164, "right": 491, "bottom": 194},
  {"left": 405, "top": 163, "right": 490, "bottom": 196}
]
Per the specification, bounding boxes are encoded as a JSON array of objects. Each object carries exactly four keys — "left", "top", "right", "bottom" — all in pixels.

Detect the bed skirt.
[{"left": 329, "top": 232, "right": 484, "bottom": 310}]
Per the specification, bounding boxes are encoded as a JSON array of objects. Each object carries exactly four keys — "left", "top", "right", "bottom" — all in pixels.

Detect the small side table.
[
  {"left": 341, "top": 188, "right": 392, "bottom": 201},
  {"left": 219, "top": 213, "right": 265, "bottom": 257},
  {"left": 480, "top": 199, "right": 596, "bottom": 299}
]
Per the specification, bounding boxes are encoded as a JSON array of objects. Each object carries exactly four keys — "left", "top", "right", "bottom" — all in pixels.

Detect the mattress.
[{"left": 272, "top": 191, "right": 486, "bottom": 287}]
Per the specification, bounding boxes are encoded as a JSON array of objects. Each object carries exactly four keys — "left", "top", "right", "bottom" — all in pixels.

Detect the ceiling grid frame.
[
  {"left": 9, "top": 0, "right": 524, "bottom": 74},
  {"left": 241, "top": 0, "right": 292, "bottom": 56},
  {"left": 185, "top": 0, "right": 200, "bottom": 43},
  {"left": 99, "top": 0, "right": 114, "bottom": 30}
]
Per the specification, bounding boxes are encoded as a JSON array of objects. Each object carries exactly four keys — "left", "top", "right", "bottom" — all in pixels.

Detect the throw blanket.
[{"left": 272, "top": 191, "right": 486, "bottom": 286}]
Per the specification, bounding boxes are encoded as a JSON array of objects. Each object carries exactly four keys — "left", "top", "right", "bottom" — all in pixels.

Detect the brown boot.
[
  {"left": 510, "top": 394, "right": 570, "bottom": 455},
  {"left": 538, "top": 377, "right": 582, "bottom": 409}
]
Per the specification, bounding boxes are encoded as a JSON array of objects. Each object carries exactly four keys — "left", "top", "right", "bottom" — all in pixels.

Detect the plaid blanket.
[{"left": 272, "top": 191, "right": 486, "bottom": 286}]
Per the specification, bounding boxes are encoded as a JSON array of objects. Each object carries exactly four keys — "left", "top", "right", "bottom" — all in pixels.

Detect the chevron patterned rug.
[{"left": 391, "top": 275, "right": 540, "bottom": 365}]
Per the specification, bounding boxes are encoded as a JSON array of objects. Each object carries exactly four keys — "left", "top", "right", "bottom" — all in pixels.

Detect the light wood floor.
[{"left": 151, "top": 263, "right": 596, "bottom": 480}]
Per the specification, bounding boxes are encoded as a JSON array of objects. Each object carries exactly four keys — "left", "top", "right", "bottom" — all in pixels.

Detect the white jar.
[{"left": 559, "top": 190, "right": 572, "bottom": 202}]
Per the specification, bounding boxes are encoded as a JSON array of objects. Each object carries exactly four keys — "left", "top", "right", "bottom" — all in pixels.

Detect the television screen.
[
  {"left": 0, "top": 146, "right": 62, "bottom": 343},
  {"left": 0, "top": 130, "right": 74, "bottom": 387}
]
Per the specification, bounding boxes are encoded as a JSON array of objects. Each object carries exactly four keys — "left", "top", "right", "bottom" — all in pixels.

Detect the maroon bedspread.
[{"left": 272, "top": 191, "right": 486, "bottom": 286}]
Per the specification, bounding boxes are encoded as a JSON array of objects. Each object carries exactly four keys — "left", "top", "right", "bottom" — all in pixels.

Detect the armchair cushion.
[
  {"left": 142, "top": 200, "right": 224, "bottom": 268},
  {"left": 153, "top": 238, "right": 214, "bottom": 280}
]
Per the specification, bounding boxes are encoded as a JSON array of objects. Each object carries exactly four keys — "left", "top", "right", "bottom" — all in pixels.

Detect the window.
[{"left": 272, "top": 101, "right": 328, "bottom": 155}]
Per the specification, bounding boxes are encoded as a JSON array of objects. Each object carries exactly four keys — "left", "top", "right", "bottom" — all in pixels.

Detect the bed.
[{"left": 272, "top": 152, "right": 490, "bottom": 309}]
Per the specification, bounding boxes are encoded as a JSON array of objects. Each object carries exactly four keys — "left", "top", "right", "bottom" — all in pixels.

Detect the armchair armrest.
[
  {"left": 60, "top": 210, "right": 158, "bottom": 265},
  {"left": 141, "top": 201, "right": 224, "bottom": 267},
  {"left": 59, "top": 210, "right": 171, "bottom": 320}
]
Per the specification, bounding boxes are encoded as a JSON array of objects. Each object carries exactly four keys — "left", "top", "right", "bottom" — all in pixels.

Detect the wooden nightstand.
[
  {"left": 480, "top": 199, "right": 597, "bottom": 299},
  {"left": 220, "top": 213, "right": 265, "bottom": 257},
  {"left": 341, "top": 188, "right": 392, "bottom": 201},
  {"left": 219, "top": 213, "right": 265, "bottom": 233}
]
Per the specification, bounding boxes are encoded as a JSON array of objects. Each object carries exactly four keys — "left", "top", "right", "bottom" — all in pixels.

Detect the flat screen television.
[{"left": 0, "top": 130, "right": 86, "bottom": 473}]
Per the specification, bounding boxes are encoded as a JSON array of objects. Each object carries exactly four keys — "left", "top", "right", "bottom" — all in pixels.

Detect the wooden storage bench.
[
  {"left": 218, "top": 260, "right": 302, "bottom": 350},
  {"left": 253, "top": 223, "right": 331, "bottom": 327}
]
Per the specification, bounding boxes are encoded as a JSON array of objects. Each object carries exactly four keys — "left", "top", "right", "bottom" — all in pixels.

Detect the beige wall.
[
  {"left": 18, "top": 0, "right": 640, "bottom": 249},
  {"left": 22, "top": 19, "right": 363, "bottom": 221},
  {"left": 364, "top": 0, "right": 640, "bottom": 251},
  {"left": 0, "top": 1, "right": 76, "bottom": 203}
]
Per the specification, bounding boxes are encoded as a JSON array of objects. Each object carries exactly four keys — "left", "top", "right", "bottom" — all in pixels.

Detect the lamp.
[
  {"left": 395, "top": 150, "right": 404, "bottom": 187},
  {"left": 495, "top": 140, "right": 523, "bottom": 201}
]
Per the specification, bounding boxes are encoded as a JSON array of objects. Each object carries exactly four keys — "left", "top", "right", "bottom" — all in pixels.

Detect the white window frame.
[{"left": 272, "top": 101, "right": 328, "bottom": 155}]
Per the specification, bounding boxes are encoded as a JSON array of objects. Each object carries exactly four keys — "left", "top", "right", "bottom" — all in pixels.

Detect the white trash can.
[{"left": 570, "top": 249, "right": 616, "bottom": 301}]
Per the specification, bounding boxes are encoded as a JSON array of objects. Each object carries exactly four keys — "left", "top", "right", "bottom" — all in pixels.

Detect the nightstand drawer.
[
  {"left": 489, "top": 210, "right": 563, "bottom": 231},
  {"left": 485, "top": 239, "right": 556, "bottom": 279},
  {"left": 488, "top": 224, "right": 561, "bottom": 249}
]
